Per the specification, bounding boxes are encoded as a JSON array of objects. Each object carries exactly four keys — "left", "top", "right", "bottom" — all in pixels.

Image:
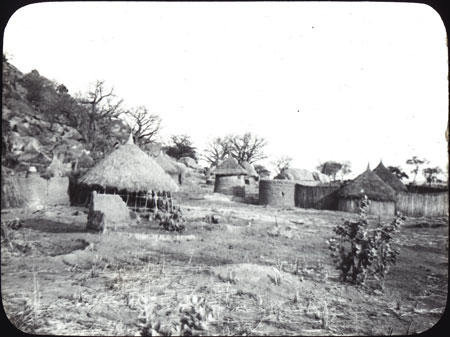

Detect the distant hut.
[
  {"left": 79, "top": 136, "right": 178, "bottom": 212},
  {"left": 214, "top": 156, "right": 247, "bottom": 196},
  {"left": 373, "top": 160, "right": 407, "bottom": 193},
  {"left": 240, "top": 161, "right": 259, "bottom": 184},
  {"left": 155, "top": 153, "right": 187, "bottom": 185},
  {"left": 275, "top": 168, "right": 319, "bottom": 186},
  {"left": 337, "top": 165, "right": 397, "bottom": 216}
]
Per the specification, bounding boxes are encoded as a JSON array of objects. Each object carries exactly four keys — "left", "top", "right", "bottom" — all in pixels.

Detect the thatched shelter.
[
  {"left": 337, "top": 165, "right": 397, "bottom": 216},
  {"left": 78, "top": 136, "right": 178, "bottom": 212},
  {"left": 154, "top": 152, "right": 186, "bottom": 185},
  {"left": 373, "top": 161, "right": 407, "bottom": 193},
  {"left": 214, "top": 156, "right": 247, "bottom": 196}
]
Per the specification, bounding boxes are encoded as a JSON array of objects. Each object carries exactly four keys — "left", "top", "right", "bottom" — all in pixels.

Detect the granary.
[
  {"left": 373, "top": 160, "right": 407, "bottom": 193},
  {"left": 336, "top": 165, "right": 397, "bottom": 216},
  {"left": 213, "top": 155, "right": 248, "bottom": 196},
  {"left": 78, "top": 135, "right": 178, "bottom": 212}
]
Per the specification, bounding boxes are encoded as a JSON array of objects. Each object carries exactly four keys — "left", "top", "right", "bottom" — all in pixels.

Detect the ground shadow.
[{"left": 21, "top": 218, "right": 86, "bottom": 233}]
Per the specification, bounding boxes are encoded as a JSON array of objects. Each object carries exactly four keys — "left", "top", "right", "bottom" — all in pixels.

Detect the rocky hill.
[{"left": 2, "top": 57, "right": 131, "bottom": 177}]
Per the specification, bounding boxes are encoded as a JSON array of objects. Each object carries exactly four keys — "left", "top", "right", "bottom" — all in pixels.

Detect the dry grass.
[{"left": 1, "top": 195, "right": 447, "bottom": 335}]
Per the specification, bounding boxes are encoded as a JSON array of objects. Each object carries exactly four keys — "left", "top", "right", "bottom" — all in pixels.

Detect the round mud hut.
[
  {"left": 336, "top": 166, "right": 397, "bottom": 216},
  {"left": 373, "top": 160, "right": 407, "bottom": 193},
  {"left": 213, "top": 156, "right": 247, "bottom": 197},
  {"left": 259, "top": 179, "right": 296, "bottom": 207},
  {"left": 78, "top": 136, "right": 178, "bottom": 212}
]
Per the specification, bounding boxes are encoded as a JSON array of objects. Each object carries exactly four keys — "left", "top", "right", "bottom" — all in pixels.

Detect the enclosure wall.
[
  {"left": 396, "top": 192, "right": 449, "bottom": 217},
  {"left": 337, "top": 198, "right": 396, "bottom": 216},
  {"left": 10, "top": 175, "right": 70, "bottom": 208},
  {"left": 294, "top": 185, "right": 340, "bottom": 210},
  {"left": 258, "top": 179, "right": 295, "bottom": 207}
]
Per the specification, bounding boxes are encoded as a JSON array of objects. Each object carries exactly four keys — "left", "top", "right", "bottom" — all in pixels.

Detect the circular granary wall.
[
  {"left": 259, "top": 179, "right": 296, "bottom": 207},
  {"left": 214, "top": 175, "right": 245, "bottom": 197}
]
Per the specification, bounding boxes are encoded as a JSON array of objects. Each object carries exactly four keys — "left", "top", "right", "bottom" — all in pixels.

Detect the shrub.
[
  {"left": 328, "top": 196, "right": 403, "bottom": 286},
  {"left": 156, "top": 207, "right": 185, "bottom": 232},
  {"left": 138, "top": 295, "right": 214, "bottom": 336}
]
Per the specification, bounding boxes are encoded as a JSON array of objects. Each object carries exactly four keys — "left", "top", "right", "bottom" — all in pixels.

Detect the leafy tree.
[
  {"left": 166, "top": 135, "right": 197, "bottom": 160},
  {"left": 272, "top": 155, "right": 293, "bottom": 174},
  {"left": 422, "top": 167, "right": 443, "bottom": 186},
  {"left": 254, "top": 164, "right": 271, "bottom": 178},
  {"left": 19, "top": 70, "right": 55, "bottom": 107},
  {"left": 340, "top": 161, "right": 352, "bottom": 180},
  {"left": 387, "top": 166, "right": 409, "bottom": 181},
  {"left": 406, "top": 156, "right": 428, "bottom": 184},
  {"left": 125, "top": 106, "right": 162, "bottom": 147},
  {"left": 317, "top": 161, "right": 343, "bottom": 181},
  {"left": 77, "top": 80, "right": 123, "bottom": 151}
]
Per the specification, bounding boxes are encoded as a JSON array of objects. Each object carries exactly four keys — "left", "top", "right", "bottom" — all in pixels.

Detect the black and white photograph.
[{"left": 1, "top": 1, "right": 448, "bottom": 335}]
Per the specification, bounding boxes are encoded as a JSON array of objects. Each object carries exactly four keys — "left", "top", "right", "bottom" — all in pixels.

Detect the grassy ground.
[{"left": 1, "top": 176, "right": 448, "bottom": 335}]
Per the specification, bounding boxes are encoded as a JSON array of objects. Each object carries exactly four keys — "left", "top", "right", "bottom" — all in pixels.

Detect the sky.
[{"left": 3, "top": 2, "right": 448, "bottom": 181}]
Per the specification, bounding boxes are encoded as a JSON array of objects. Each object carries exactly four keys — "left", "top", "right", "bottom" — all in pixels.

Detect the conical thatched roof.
[
  {"left": 240, "top": 161, "right": 258, "bottom": 177},
  {"left": 337, "top": 167, "right": 396, "bottom": 202},
  {"left": 154, "top": 153, "right": 179, "bottom": 175},
  {"left": 79, "top": 143, "right": 178, "bottom": 192},
  {"left": 214, "top": 156, "right": 247, "bottom": 176},
  {"left": 373, "top": 161, "right": 407, "bottom": 193}
]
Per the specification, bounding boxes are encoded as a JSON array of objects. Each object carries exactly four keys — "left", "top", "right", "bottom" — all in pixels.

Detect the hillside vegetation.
[{"left": 2, "top": 56, "right": 130, "bottom": 176}]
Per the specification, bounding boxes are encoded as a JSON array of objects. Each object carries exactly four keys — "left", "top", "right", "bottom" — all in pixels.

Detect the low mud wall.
[{"left": 16, "top": 175, "right": 70, "bottom": 208}]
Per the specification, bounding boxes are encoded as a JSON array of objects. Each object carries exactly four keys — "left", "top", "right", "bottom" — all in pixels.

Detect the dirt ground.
[{"left": 1, "top": 177, "right": 448, "bottom": 336}]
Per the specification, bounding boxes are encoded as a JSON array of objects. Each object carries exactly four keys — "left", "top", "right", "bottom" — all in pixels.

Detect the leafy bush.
[
  {"left": 138, "top": 295, "right": 214, "bottom": 336},
  {"left": 328, "top": 196, "right": 403, "bottom": 286}
]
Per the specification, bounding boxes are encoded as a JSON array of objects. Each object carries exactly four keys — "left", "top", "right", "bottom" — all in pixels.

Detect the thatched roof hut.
[
  {"left": 214, "top": 156, "right": 247, "bottom": 176},
  {"left": 240, "top": 161, "right": 258, "bottom": 177},
  {"left": 214, "top": 156, "right": 247, "bottom": 196},
  {"left": 337, "top": 166, "right": 396, "bottom": 202},
  {"left": 337, "top": 165, "right": 397, "bottom": 216},
  {"left": 79, "top": 142, "right": 178, "bottom": 193},
  {"left": 154, "top": 152, "right": 186, "bottom": 185},
  {"left": 373, "top": 161, "right": 407, "bottom": 193},
  {"left": 154, "top": 153, "right": 179, "bottom": 176}
]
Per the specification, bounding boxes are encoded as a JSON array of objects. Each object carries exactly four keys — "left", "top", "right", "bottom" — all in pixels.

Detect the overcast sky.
[{"left": 3, "top": 2, "right": 448, "bottom": 180}]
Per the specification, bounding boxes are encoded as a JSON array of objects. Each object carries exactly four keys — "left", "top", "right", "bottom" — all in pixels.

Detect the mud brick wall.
[
  {"left": 214, "top": 175, "right": 245, "bottom": 197},
  {"left": 17, "top": 175, "right": 69, "bottom": 208},
  {"left": 258, "top": 179, "right": 296, "bottom": 207},
  {"left": 47, "top": 177, "right": 70, "bottom": 205},
  {"left": 89, "top": 191, "right": 130, "bottom": 224}
]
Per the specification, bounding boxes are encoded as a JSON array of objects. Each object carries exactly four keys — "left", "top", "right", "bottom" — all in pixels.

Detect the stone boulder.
[{"left": 86, "top": 191, "right": 130, "bottom": 232}]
